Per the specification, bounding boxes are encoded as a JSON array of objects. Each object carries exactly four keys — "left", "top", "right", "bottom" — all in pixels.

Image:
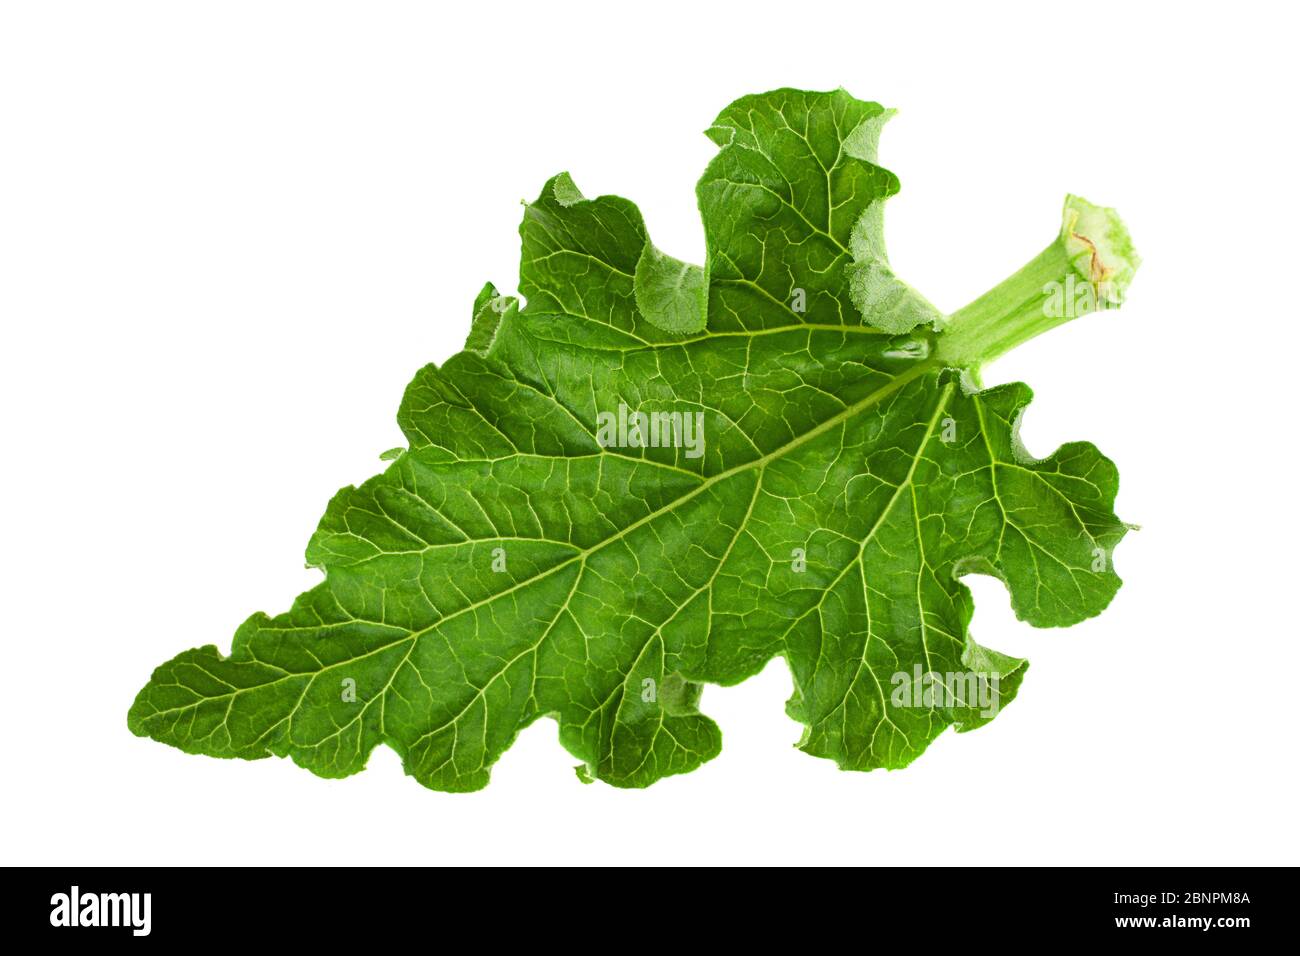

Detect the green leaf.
[
  {"left": 699, "top": 88, "right": 943, "bottom": 334},
  {"left": 129, "top": 88, "right": 1138, "bottom": 791},
  {"left": 634, "top": 243, "right": 707, "bottom": 334}
]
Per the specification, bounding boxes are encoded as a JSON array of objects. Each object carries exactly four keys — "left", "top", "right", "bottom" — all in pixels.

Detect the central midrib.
[
  {"left": 382, "top": 354, "right": 941, "bottom": 645},
  {"left": 171, "top": 354, "right": 944, "bottom": 717}
]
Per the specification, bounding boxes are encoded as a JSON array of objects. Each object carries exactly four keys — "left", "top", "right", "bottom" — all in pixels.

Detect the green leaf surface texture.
[{"left": 129, "top": 88, "right": 1133, "bottom": 791}]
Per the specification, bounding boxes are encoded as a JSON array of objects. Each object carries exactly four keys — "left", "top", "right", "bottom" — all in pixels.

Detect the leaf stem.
[{"left": 937, "top": 195, "right": 1140, "bottom": 366}]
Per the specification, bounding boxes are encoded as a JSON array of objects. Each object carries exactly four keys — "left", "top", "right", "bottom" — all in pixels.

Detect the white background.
[{"left": 3, "top": 1, "right": 1296, "bottom": 866}]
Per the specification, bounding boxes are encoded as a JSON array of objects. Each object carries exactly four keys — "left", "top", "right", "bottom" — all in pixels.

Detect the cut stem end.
[{"left": 937, "top": 195, "right": 1140, "bottom": 367}]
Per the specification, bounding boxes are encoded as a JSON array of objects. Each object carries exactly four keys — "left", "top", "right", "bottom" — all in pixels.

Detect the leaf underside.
[{"left": 129, "top": 89, "right": 1127, "bottom": 791}]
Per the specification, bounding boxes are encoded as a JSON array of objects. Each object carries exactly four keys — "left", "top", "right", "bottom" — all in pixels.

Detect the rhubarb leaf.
[{"left": 129, "top": 88, "right": 1138, "bottom": 791}]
